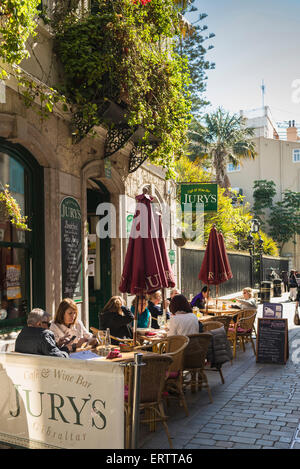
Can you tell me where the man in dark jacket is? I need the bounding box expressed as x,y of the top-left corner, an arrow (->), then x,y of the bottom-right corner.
15,309 -> 69,358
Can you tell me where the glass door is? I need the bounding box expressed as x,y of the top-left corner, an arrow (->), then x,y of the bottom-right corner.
87,187 -> 111,328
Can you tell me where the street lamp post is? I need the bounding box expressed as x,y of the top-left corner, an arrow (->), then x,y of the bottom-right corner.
247,232 -> 254,289
247,219 -> 264,290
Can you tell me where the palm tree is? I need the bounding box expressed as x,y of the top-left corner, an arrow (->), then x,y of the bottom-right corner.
189,108 -> 257,190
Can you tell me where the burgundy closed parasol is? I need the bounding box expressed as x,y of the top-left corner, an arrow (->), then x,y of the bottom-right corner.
198,225 -> 233,309
218,230 -> 233,282
119,191 -> 175,343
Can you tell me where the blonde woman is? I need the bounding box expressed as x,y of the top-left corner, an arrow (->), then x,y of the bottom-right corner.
99,296 -> 134,344
50,298 -> 97,351
237,288 -> 257,310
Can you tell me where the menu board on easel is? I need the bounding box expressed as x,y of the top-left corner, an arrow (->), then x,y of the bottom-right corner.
61,197 -> 82,302
256,318 -> 288,365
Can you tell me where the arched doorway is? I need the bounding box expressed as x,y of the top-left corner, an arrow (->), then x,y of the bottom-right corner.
0,139 -> 45,331
87,179 -> 112,328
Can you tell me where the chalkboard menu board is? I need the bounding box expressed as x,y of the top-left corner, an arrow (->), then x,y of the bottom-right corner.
256,318 -> 288,365
61,197 -> 82,302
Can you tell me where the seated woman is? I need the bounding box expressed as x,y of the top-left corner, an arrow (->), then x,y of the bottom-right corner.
191,286 -> 209,309
131,296 -> 151,329
99,296 -> 134,344
167,294 -> 199,336
50,298 -> 97,351
148,291 -> 170,329
236,288 -> 257,310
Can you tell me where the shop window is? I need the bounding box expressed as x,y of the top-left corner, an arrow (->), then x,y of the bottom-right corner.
0,150 -> 29,329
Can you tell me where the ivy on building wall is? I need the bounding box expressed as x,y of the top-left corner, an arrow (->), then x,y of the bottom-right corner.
53,0 -> 192,177
0,0 -> 193,177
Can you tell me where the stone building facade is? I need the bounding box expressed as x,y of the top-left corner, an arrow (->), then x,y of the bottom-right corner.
0,16 -> 179,334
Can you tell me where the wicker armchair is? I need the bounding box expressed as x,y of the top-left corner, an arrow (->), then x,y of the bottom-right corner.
153,335 -> 190,416
183,333 -> 213,402
208,316 -> 233,334
202,320 -> 224,332
227,310 -> 257,358
124,354 -> 173,449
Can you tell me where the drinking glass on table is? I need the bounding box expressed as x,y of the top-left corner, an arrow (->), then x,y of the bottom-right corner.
157,315 -> 164,328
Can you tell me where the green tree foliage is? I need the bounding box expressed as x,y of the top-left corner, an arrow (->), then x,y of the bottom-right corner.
174,156 -> 278,255
252,180 -> 300,254
0,0 -> 40,73
252,179 -> 276,224
175,0 -> 215,119
193,108 -> 257,190
268,190 -> 300,253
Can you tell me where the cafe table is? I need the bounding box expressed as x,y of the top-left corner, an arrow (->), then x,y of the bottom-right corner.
199,307 -> 241,316
198,314 -> 219,323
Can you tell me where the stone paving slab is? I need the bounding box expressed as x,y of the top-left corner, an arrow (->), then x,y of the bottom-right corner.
140,294 -> 300,450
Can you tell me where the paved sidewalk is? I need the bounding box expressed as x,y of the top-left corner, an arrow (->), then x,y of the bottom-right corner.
140,293 -> 300,449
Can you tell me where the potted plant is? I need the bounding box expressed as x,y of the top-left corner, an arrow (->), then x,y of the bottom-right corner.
0,185 -> 30,231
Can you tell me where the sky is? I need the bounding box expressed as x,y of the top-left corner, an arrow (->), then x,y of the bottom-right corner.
186,0 -> 300,126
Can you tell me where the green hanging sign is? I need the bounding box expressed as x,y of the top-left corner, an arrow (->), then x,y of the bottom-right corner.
180,183 -> 218,212
168,249 -> 176,265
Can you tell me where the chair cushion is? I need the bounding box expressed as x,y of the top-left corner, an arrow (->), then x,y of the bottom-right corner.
166,371 -> 179,379
237,327 -> 252,334
228,326 -> 252,334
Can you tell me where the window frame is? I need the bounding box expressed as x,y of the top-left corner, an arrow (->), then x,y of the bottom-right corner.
292,148 -> 300,163
0,139 -> 45,332
227,162 -> 241,173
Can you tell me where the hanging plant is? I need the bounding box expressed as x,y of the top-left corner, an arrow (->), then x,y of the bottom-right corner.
0,185 -> 30,231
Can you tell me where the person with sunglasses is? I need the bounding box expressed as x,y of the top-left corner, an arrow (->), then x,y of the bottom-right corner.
15,308 -> 70,358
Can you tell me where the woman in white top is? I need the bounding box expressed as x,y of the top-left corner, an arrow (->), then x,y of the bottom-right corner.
50,298 -> 97,351
167,294 -> 199,337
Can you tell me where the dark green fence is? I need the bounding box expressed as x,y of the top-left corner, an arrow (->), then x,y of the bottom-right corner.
181,248 -> 289,298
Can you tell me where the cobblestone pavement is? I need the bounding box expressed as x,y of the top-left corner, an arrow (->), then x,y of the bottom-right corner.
140,293 -> 300,449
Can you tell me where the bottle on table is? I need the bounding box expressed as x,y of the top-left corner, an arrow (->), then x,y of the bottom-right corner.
104,328 -> 111,355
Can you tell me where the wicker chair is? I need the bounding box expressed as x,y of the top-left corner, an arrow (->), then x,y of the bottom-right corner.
153,335 -> 190,416
124,354 -> 173,449
208,316 -> 233,334
202,320 -> 224,332
227,310 -> 257,358
183,333 -> 213,402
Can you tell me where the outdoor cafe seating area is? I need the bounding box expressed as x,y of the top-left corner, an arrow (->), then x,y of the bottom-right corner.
92,194 -> 258,449
78,302 -> 258,449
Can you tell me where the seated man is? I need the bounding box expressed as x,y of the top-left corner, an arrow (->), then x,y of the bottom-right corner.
15,308 -> 70,358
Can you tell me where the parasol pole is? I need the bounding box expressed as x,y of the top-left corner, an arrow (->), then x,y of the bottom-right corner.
162,288 -> 166,325
206,285 -> 209,314
216,285 -> 219,308
133,295 -> 139,346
